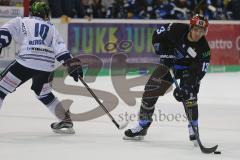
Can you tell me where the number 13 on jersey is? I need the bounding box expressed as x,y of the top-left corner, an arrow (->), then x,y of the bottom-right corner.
202,62 -> 209,72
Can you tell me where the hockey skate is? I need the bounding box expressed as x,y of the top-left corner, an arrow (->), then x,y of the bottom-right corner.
123,120 -> 151,141
188,123 -> 199,147
51,111 -> 75,134
51,121 -> 75,134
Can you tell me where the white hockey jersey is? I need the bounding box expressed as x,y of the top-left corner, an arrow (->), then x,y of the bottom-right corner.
1,16 -> 69,72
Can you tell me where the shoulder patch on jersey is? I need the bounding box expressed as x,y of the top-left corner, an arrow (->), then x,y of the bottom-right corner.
202,51 -> 211,58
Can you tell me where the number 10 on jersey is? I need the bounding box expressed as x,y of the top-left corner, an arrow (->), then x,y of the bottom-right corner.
34,23 -> 49,41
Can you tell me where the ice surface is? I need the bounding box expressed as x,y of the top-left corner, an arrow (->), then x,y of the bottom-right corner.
0,72 -> 239,160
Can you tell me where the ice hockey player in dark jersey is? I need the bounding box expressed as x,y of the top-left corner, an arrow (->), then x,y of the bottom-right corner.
0,1 -> 83,134
124,14 -> 210,146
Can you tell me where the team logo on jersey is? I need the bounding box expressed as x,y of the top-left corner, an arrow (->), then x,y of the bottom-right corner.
202,51 -> 211,58
197,20 -> 205,27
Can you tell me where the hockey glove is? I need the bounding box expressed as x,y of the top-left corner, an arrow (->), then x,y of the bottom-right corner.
64,57 -> 83,82
0,29 -> 12,54
173,85 -> 196,102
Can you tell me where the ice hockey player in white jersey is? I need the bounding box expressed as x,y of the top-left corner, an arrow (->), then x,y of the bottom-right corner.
0,1 -> 83,134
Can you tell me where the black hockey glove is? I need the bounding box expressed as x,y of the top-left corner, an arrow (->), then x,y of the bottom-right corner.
0,29 -> 12,55
173,85 -> 196,102
64,57 -> 83,82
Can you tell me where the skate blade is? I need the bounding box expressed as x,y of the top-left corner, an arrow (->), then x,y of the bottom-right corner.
52,128 -> 75,134
123,135 -> 144,141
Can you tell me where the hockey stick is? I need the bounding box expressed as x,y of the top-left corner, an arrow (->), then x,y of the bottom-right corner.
169,68 -> 218,154
78,76 -> 128,130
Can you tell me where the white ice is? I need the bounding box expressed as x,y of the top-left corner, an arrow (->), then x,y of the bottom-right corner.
0,72 -> 239,160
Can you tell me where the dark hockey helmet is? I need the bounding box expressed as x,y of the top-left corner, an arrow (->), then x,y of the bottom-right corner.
31,1 -> 50,20
190,14 -> 208,31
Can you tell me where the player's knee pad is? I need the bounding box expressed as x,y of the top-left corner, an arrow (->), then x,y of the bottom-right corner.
0,71 -> 22,98
143,66 -> 172,99
37,92 -> 55,105
0,29 -> 12,48
143,79 -> 171,99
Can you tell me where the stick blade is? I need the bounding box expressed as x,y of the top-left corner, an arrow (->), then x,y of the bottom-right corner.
200,144 -> 218,154
117,120 -> 129,130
